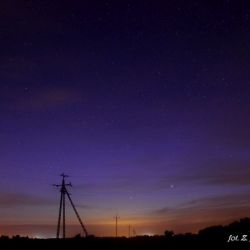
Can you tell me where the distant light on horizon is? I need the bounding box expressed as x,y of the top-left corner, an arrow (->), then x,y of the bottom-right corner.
142,232 -> 154,237
33,234 -> 46,239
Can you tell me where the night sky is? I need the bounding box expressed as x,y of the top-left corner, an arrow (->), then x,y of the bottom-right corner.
1,0 -> 250,238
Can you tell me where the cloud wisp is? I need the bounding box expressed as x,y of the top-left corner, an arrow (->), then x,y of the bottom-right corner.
0,192 -> 54,208
3,87 -> 83,111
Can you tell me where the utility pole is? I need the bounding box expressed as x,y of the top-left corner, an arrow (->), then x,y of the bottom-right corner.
114,214 -> 120,237
54,174 -> 88,239
128,224 -> 131,238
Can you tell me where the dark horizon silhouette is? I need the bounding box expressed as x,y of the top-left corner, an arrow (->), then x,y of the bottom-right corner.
1,218 -> 250,249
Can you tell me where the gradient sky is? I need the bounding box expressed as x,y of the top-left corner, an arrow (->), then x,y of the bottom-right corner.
1,0 -> 250,238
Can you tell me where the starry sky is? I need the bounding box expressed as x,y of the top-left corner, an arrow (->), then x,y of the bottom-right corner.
1,0 -> 250,238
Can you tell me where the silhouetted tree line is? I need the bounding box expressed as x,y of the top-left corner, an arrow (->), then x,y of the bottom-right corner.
163,217 -> 250,241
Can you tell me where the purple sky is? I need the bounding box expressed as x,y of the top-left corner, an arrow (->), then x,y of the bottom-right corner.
0,0 -> 250,237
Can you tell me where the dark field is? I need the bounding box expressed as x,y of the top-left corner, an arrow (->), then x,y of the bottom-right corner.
0,236 -> 248,250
